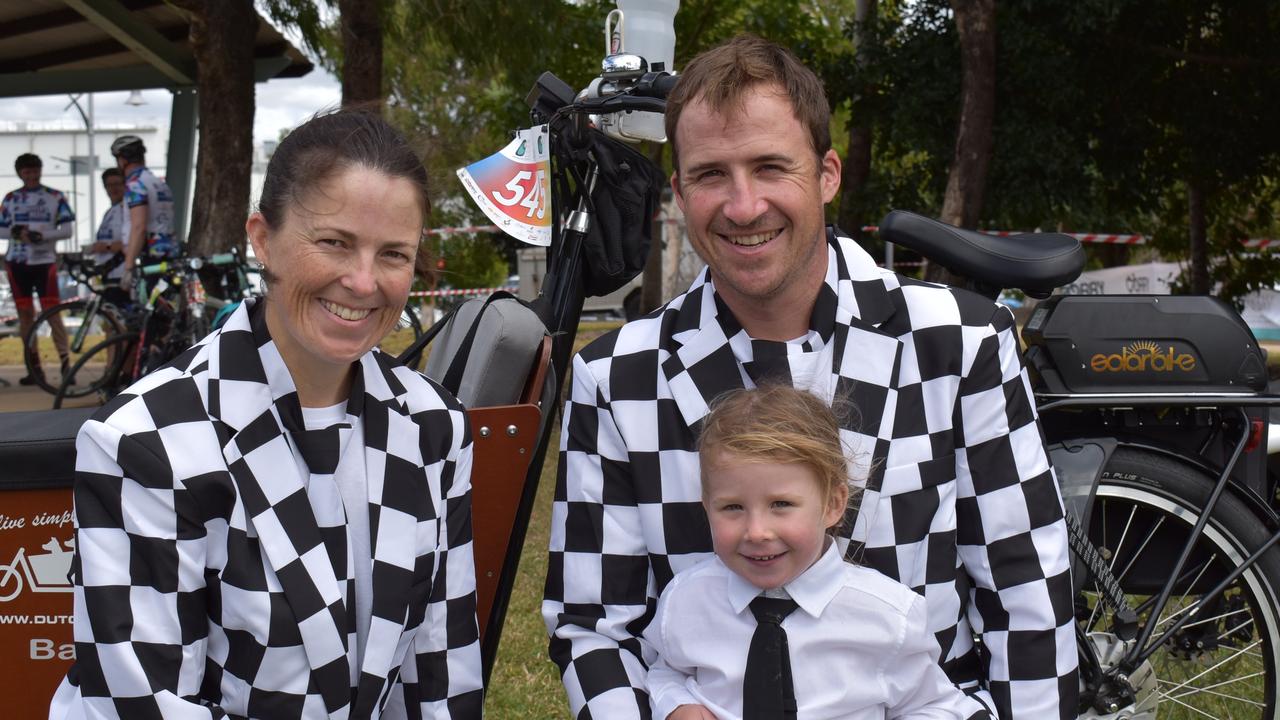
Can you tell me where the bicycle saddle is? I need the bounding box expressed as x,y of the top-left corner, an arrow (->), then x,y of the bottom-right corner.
878,210 -> 1085,298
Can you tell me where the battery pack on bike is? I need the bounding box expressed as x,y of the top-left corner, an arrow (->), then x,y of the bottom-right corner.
1023,295 -> 1268,394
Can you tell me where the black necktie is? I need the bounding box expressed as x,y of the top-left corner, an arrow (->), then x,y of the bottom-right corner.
744,596 -> 800,720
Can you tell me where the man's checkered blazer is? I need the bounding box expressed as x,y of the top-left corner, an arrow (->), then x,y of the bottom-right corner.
52,299 -> 483,719
543,228 -> 1077,719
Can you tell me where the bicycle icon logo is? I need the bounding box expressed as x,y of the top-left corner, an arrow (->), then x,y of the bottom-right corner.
0,537 -> 74,603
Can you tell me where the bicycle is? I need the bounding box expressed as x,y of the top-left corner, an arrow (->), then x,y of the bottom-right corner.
22,253 -> 129,397
879,210 -> 1280,719
51,253 -> 246,409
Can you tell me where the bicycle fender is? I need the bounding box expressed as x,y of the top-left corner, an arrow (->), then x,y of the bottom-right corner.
1050,437 -> 1118,530
1050,438 -> 1117,596
1103,438 -> 1280,527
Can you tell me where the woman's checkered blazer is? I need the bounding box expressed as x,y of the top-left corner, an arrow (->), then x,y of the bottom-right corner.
51,299 -> 483,719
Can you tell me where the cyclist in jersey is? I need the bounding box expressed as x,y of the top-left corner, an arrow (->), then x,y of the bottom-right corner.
88,167 -> 130,307
110,135 -> 177,290
0,153 -> 75,385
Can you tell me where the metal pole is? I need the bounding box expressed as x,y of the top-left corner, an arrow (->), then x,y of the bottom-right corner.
86,93 -> 95,248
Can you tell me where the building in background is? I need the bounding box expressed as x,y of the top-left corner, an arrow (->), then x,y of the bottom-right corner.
0,121 -> 165,253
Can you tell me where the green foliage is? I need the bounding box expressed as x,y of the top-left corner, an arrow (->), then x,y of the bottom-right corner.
832,0 -> 1280,302
268,0 -> 1280,302
430,234 -> 511,290
261,0 -> 333,63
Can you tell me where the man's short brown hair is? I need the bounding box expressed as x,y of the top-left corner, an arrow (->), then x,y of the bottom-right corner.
665,34 -> 831,169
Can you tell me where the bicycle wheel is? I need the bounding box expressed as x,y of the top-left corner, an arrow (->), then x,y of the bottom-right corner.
24,299 -> 126,396
53,332 -> 137,409
1077,447 -> 1280,719
379,303 -> 425,369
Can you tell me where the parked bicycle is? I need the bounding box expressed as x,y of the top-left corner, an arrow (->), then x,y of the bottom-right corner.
21,253 -> 129,397
879,210 -> 1280,719
51,252 -> 251,409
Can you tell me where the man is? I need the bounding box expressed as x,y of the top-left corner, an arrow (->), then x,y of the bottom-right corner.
543,35 -> 1077,720
0,153 -> 74,384
110,135 -> 177,290
87,167 -> 130,307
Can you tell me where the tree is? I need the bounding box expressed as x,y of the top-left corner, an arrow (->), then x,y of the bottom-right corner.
938,0 -> 994,231
170,0 -> 258,257
1075,0 -> 1280,297
338,0 -> 384,107
836,0 -> 879,239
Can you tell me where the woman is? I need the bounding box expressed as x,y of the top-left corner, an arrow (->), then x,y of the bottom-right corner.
49,110 -> 483,719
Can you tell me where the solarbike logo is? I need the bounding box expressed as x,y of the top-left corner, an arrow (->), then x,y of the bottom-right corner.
1089,340 -> 1198,373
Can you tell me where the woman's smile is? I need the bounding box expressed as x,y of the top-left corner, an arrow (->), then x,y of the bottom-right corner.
319,298 -> 374,322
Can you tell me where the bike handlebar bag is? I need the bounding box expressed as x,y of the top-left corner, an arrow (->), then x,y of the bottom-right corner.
574,129 -> 665,298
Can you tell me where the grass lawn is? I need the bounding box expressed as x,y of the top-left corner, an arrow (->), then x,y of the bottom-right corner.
483,321 -> 620,717
483,426 -> 570,718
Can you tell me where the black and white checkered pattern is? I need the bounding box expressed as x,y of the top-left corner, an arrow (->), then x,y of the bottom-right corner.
543,228 -> 1077,720
55,299 -> 483,719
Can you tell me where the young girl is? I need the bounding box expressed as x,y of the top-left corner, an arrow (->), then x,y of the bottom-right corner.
644,385 -> 987,720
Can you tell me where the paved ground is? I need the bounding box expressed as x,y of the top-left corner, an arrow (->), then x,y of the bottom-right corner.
0,363 -> 101,413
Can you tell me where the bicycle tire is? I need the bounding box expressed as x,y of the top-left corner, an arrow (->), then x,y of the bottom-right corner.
1077,447 -> 1280,719
24,299 -> 126,396
380,303 -> 425,369
52,332 -> 137,410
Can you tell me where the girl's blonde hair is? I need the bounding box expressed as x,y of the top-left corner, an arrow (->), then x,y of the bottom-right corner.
698,385 -> 858,527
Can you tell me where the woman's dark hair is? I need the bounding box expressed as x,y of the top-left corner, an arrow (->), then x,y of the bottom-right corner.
257,109 -> 430,229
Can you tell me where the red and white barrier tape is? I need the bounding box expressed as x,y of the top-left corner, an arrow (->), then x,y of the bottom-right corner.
1243,238 -> 1280,249
409,285 -> 517,299
859,226 -> 1146,244
423,225 -> 500,236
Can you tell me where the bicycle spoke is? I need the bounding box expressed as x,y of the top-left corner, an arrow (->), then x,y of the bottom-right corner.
1151,555 -> 1218,632
1158,688 -> 1244,719
1178,611 -> 1253,636
1164,672 -> 1266,704
1116,515 -> 1167,584
1109,503 -> 1139,576
1157,638 -> 1262,699
1087,585 -> 1105,632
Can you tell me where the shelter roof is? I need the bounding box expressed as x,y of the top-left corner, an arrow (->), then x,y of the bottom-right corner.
0,0 -> 313,98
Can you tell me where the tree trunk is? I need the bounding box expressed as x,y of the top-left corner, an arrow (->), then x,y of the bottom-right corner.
837,0 -> 877,239
339,0 -> 384,108
174,0 -> 257,256
1188,182 -> 1211,294
641,142 -> 666,314
929,0 -> 996,285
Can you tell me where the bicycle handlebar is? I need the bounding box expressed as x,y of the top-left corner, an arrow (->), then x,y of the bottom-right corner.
139,251 -> 242,277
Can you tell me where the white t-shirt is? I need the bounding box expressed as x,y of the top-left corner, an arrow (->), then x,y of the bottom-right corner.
644,543 -> 983,720
91,203 -> 126,280
301,402 -> 373,668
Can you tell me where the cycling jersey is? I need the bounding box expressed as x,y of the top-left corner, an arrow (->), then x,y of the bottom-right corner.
120,166 -> 177,259
0,184 -> 75,265
92,202 -> 127,280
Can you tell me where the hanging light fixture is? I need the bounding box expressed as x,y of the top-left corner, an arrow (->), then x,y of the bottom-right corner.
125,90 -> 146,106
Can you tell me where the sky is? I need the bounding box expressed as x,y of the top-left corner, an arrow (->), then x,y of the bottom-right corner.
4,3 -> 342,147
3,69 -> 342,147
